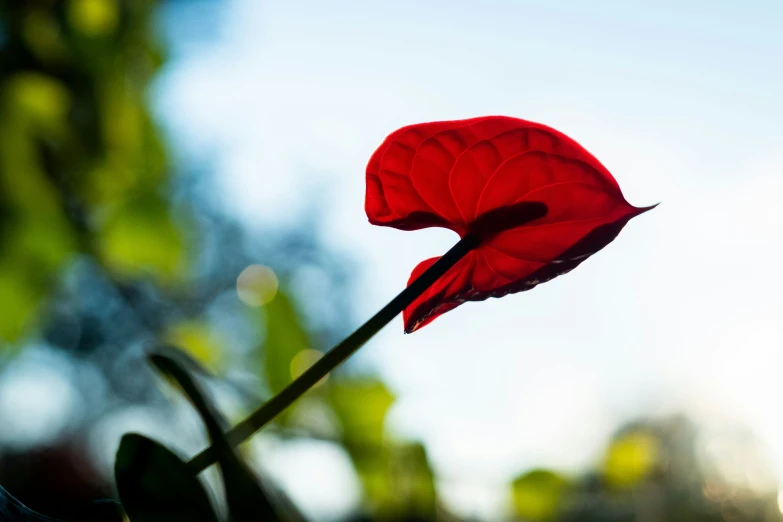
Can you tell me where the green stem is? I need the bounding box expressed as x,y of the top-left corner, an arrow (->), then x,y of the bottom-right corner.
186,234 -> 478,474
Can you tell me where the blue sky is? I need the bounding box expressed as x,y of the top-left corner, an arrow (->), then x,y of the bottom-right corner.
156,1 -> 783,518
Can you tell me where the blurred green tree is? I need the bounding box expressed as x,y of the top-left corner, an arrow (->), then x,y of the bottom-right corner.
0,2 -> 445,520
0,0 -> 182,343
514,416 -> 781,522
0,0 -> 359,517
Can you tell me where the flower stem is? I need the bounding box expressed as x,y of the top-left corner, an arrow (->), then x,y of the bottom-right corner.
186,234 -> 478,474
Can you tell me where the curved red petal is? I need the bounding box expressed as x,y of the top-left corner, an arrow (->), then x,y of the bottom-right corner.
365,116 -> 655,332
403,254 -> 476,333
402,205 -> 653,333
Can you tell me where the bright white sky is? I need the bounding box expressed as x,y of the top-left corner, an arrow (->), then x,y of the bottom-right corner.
155,1 -> 783,519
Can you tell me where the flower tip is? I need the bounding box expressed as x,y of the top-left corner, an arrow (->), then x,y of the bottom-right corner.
633,202 -> 659,216
403,319 -> 423,334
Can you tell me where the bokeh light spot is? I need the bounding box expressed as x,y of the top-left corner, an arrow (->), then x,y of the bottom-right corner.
511,469 -> 569,522
602,431 -> 659,488
67,0 -> 119,37
237,264 -> 278,307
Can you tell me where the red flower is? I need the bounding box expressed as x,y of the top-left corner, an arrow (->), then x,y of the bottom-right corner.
366,116 -> 654,333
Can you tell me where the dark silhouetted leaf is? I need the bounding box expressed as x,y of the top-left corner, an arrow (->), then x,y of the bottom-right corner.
67,499 -> 125,522
150,348 -> 306,522
114,434 -> 219,522
0,484 -> 62,522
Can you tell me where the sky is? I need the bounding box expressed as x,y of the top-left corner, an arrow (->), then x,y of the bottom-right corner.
155,0 -> 783,518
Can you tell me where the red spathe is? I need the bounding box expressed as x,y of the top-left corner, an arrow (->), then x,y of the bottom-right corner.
365,116 -> 654,333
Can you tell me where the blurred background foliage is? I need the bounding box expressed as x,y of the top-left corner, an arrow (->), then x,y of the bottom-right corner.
0,1 -> 781,521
